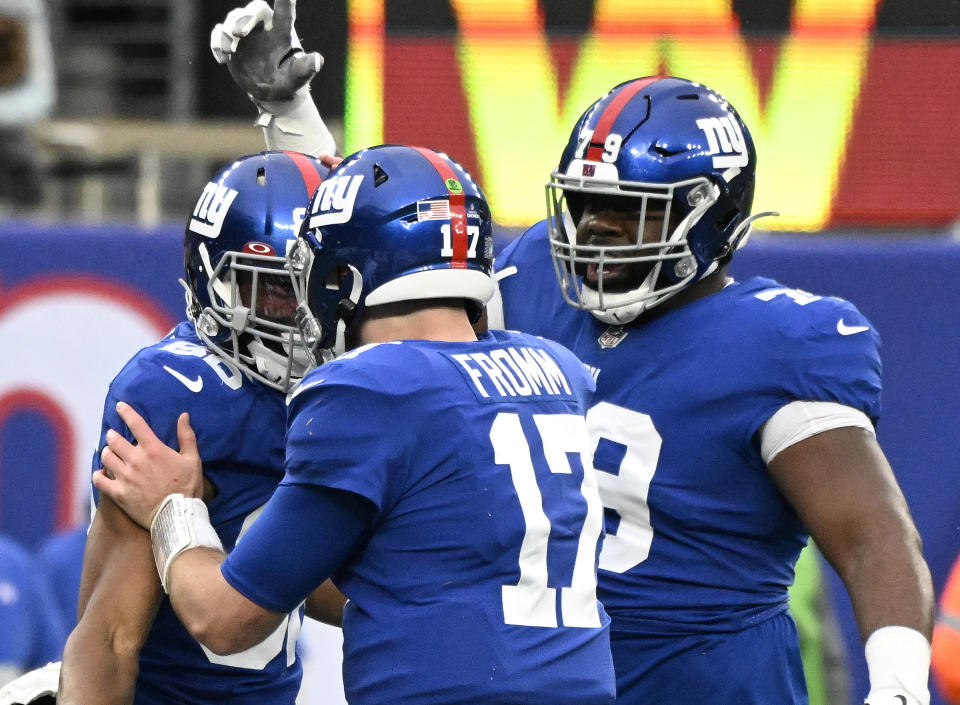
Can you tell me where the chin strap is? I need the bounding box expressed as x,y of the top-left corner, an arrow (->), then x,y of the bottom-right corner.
247,338 -> 311,388
728,210 -> 779,253
332,265 -> 364,359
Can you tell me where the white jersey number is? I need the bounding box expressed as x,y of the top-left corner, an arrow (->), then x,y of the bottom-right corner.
491,412 -> 604,628
161,339 -> 243,390
587,402 -> 662,574
201,505 -> 302,670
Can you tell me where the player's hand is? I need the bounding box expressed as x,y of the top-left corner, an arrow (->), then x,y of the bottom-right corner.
864,688 -> 925,705
210,0 -> 323,103
93,403 -> 204,530
319,154 -> 343,169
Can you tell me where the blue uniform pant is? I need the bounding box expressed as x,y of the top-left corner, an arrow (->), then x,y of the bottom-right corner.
610,611 -> 808,705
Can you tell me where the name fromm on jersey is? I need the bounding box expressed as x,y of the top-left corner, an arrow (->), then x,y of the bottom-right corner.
451,347 -> 573,400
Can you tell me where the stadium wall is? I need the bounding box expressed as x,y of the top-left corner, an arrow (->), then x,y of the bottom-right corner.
0,222 -> 957,705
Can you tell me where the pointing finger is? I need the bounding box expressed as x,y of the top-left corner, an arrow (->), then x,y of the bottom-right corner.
272,0 -> 296,37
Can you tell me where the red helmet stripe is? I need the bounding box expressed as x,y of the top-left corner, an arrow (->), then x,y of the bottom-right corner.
413,147 -> 468,269
585,77 -> 661,163
282,150 -> 324,197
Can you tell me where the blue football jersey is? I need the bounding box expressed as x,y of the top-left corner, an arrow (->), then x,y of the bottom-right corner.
498,222 -> 882,702
281,329 -> 615,705
36,525 -> 87,630
93,321 -> 301,705
0,534 -> 66,675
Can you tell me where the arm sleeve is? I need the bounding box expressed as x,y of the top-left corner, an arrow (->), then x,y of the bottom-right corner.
220,483 -> 374,613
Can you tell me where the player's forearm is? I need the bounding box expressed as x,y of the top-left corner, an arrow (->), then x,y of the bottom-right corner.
304,579 -> 346,627
841,534 -> 935,641
167,546 -> 285,655
59,622 -> 140,705
816,521 -> 935,705
256,89 -> 337,156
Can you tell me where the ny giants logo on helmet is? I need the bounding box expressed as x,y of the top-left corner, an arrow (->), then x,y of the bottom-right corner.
696,116 -> 749,169
308,174 -> 365,228
189,182 -> 238,239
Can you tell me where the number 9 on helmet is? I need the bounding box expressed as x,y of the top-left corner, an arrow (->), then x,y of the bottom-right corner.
547,76 -> 775,325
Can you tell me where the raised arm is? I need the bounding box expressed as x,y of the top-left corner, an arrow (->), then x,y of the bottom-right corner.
768,426 -> 935,705
211,0 -> 337,156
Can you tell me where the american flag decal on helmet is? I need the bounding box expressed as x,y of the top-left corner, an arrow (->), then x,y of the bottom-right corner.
412,147 -> 469,268
417,199 -> 451,221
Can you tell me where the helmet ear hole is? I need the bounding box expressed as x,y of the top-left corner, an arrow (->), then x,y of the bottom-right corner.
183,150 -> 330,392
296,145 -> 495,357
715,208 -> 739,235
547,76 -> 758,323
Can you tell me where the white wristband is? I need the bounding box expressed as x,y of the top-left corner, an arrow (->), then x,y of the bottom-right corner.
253,87 -> 337,158
150,494 -> 223,593
864,626 -> 931,705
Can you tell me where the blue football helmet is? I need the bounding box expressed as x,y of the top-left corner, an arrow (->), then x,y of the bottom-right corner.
288,144 -> 495,362
183,151 -> 327,391
547,76 -> 774,324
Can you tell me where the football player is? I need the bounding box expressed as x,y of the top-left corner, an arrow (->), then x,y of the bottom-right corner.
92,145 -> 616,705
495,76 -> 935,705
207,8 -> 935,703
35,525 -> 87,634
58,151 -> 345,705
0,535 -> 64,690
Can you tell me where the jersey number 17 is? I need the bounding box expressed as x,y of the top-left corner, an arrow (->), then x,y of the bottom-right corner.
491,412 -> 604,629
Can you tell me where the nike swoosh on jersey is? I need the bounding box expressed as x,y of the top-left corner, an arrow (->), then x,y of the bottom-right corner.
163,366 -> 203,392
836,319 -> 870,335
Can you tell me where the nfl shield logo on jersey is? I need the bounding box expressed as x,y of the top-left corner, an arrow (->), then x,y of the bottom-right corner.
598,325 -> 628,348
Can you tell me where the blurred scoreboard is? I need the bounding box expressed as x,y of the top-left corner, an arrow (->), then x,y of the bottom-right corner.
340,0 -> 960,231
